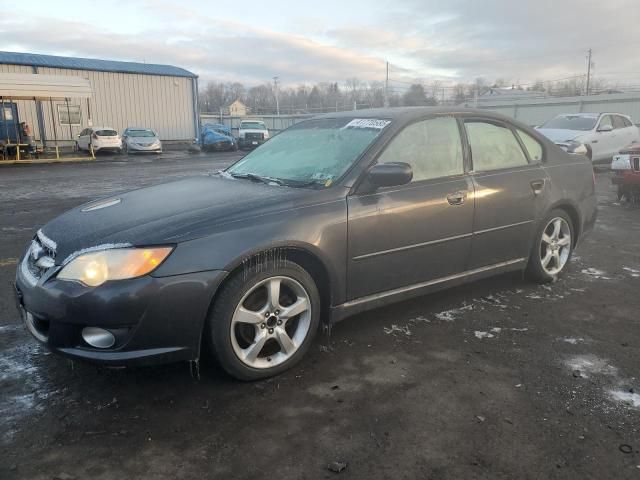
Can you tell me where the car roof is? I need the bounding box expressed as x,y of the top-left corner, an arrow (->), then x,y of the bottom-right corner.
125,127 -> 155,130
91,127 -> 117,130
313,106 -> 516,123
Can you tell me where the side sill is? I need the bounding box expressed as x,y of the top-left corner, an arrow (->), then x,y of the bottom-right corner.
330,258 -> 526,323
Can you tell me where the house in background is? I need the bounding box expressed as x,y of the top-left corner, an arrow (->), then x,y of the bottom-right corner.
226,99 -> 247,116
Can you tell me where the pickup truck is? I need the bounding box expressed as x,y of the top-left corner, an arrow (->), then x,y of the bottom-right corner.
238,120 -> 269,150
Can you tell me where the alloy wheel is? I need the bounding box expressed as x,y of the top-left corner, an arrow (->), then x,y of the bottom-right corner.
230,276 -> 311,369
540,217 -> 571,276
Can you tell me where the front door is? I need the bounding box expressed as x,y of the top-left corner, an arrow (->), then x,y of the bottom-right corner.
594,115 -> 617,161
463,118 -> 549,269
347,116 -> 474,300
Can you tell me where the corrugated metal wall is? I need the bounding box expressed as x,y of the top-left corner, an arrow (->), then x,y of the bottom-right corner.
476,93 -> 640,126
0,63 -> 196,143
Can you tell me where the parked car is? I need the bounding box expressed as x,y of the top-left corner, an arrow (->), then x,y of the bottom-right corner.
15,108 -> 597,380
537,113 -> 640,165
201,123 -> 237,151
611,142 -> 640,202
238,120 -> 269,149
122,128 -> 162,154
76,127 -> 122,154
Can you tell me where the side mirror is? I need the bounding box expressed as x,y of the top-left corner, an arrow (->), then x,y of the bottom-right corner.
365,162 -> 413,189
598,124 -> 613,133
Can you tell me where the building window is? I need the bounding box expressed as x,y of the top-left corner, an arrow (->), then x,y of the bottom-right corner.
57,104 -> 82,126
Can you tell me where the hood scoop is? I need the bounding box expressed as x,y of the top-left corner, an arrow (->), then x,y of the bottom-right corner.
82,197 -> 121,212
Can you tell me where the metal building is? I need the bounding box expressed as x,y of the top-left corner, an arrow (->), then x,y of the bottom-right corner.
0,51 -> 199,145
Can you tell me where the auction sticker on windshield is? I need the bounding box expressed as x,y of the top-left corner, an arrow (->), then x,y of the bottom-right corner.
342,119 -> 391,130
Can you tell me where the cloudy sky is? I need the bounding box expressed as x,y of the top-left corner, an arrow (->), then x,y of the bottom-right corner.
1,0 -> 638,88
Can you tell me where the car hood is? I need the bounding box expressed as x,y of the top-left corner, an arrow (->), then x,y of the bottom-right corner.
202,130 -> 233,144
40,175 -> 316,263
128,137 -> 158,144
536,128 -> 585,143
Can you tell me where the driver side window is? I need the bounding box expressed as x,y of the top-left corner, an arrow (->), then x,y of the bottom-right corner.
599,115 -> 613,130
377,117 -> 464,182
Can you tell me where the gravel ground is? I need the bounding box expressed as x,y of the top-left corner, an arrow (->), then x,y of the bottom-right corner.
0,154 -> 639,479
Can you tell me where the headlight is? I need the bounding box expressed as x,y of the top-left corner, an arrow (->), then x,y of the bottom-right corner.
58,247 -> 173,287
564,140 -> 589,155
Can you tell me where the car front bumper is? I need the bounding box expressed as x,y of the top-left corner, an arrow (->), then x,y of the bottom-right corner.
127,142 -> 162,152
14,262 -> 227,367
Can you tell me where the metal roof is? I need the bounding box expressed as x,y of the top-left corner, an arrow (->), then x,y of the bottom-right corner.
0,51 -> 197,78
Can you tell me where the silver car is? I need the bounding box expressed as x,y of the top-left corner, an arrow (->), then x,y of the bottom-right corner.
122,128 -> 162,154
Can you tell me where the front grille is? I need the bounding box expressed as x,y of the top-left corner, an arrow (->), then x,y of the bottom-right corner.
21,230 -> 56,286
245,132 -> 264,141
633,157 -> 640,172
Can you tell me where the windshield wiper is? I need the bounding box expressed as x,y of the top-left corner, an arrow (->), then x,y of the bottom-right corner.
228,172 -> 284,186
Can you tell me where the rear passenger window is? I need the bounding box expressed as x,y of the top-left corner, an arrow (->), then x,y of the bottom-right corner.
378,117 -> 464,182
613,116 -> 627,129
465,121 -> 528,171
516,129 -> 543,162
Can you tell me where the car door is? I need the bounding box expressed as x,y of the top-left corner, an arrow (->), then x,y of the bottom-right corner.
78,129 -> 91,150
613,115 -> 635,149
594,115 -> 617,160
346,115 -> 475,300
463,118 -> 549,269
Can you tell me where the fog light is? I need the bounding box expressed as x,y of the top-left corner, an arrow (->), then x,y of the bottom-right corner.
82,327 -> 115,349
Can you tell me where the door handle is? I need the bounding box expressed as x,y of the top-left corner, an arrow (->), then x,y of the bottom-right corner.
447,191 -> 467,205
530,179 -> 545,195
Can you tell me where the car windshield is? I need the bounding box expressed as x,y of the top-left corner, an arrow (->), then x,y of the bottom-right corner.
227,117 -> 390,186
128,129 -> 155,137
540,115 -> 598,131
241,122 -> 266,130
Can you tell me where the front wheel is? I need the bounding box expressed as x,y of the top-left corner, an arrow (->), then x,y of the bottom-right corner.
526,210 -> 574,283
207,260 -> 321,380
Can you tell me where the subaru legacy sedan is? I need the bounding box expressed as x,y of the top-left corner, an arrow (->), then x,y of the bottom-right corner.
15,108 -> 597,380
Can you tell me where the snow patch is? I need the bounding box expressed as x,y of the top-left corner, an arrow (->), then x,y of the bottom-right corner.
61,242 -> 133,265
609,390 -> 640,408
581,268 -> 612,280
434,304 -> 473,322
560,337 -> 584,345
383,324 -> 412,336
474,331 -> 494,339
623,267 -> 640,278
565,355 -> 618,378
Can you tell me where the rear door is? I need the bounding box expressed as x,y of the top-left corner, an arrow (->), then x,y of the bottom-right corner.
463,118 -> 549,269
613,115 -> 636,149
347,115 -> 475,299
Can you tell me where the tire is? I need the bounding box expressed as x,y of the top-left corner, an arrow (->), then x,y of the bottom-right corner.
207,259 -> 321,381
526,209 -> 574,283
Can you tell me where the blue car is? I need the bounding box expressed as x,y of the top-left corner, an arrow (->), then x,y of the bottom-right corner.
201,123 -> 238,152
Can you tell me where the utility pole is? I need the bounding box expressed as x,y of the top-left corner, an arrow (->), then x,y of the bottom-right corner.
585,48 -> 592,96
384,61 -> 389,108
273,76 -> 280,115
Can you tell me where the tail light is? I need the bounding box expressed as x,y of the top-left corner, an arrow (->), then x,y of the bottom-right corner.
92,133 -> 98,139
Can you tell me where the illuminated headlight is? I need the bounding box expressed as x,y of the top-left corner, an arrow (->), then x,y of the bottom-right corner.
58,247 -> 173,287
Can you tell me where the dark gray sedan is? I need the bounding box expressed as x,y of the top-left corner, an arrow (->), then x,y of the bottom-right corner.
15,108 -> 597,380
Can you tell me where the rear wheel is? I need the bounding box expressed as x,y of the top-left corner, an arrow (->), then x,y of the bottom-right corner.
207,260 -> 321,380
526,209 -> 574,283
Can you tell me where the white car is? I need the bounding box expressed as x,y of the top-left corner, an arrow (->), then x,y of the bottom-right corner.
537,113 -> 640,164
76,127 -> 122,154
238,120 -> 269,149
122,127 -> 162,154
